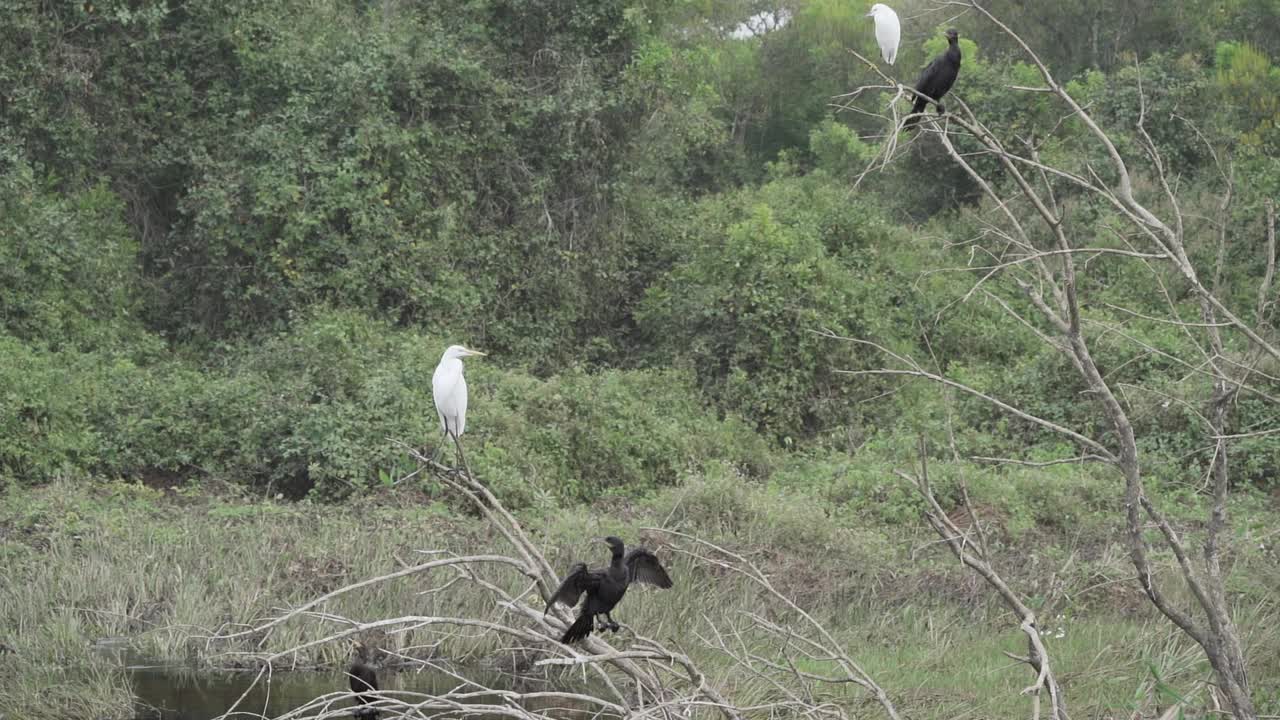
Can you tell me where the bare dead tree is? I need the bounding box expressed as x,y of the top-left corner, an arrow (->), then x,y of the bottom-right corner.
206,447 -> 903,720
833,2 -> 1276,717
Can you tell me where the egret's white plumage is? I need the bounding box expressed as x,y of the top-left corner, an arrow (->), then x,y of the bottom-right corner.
866,3 -> 900,65
432,344 -> 486,439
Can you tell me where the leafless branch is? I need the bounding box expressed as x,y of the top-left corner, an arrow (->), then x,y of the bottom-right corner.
823,331 -> 1114,460
1261,199 -> 1277,324
833,3 -> 1267,715
896,437 -> 1068,720
208,441 -> 905,720
970,454 -> 1108,468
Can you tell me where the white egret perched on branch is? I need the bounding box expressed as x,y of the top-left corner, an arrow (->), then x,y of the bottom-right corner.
432,344 -> 486,467
866,3 -> 900,65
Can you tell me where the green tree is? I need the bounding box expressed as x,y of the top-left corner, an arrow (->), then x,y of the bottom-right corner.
637,173 -> 904,440
0,152 -> 145,352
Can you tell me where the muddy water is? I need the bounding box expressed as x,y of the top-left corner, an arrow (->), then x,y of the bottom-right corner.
126,664 -> 542,720
129,666 -> 344,719
98,637 -> 593,720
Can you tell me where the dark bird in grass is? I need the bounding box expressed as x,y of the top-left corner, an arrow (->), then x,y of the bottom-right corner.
347,640 -> 380,720
546,536 -> 673,645
905,28 -> 962,129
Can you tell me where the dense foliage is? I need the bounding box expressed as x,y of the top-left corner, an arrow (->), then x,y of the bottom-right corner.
2,0 -> 1279,501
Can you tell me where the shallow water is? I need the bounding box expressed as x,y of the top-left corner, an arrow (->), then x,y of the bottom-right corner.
126,664 -> 527,720
98,636 -> 593,720
129,666 -> 350,719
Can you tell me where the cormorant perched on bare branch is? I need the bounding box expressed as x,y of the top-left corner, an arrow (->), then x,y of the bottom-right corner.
546,536 -> 673,644
348,640 -> 380,719
905,28 -> 962,129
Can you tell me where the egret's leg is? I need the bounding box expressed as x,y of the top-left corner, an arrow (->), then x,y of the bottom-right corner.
430,429 -> 449,463
450,431 -> 466,475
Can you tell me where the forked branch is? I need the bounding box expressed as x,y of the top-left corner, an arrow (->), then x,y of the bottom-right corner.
836,3 -> 1265,716
895,437 -> 1068,720
208,444 -> 902,720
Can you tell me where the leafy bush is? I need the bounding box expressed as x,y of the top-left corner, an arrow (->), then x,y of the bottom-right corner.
637,172 -> 911,441
0,154 -> 146,352
1,307 -> 774,503
0,337 -> 104,482
469,365 -> 772,505
4,0 -> 1279,509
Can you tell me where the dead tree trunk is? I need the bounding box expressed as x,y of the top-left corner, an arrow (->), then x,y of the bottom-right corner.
837,2 -> 1272,715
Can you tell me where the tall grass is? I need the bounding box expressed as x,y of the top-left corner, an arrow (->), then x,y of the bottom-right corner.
2,473 -> 1277,719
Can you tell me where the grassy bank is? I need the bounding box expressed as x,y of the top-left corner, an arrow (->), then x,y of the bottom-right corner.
2,470 -> 1279,719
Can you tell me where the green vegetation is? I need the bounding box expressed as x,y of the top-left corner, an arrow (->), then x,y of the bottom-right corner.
4,477 -> 1278,718
3,0 -> 1280,717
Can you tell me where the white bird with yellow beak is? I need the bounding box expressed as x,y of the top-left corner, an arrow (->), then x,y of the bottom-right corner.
432,344 -> 486,444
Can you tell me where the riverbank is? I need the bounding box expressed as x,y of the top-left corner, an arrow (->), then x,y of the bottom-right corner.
3,472 -> 1278,719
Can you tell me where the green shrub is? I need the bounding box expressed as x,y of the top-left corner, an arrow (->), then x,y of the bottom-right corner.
1,306 -> 777,502
0,155 -> 146,352
637,174 -> 907,441
0,338 -> 104,482
469,366 -> 772,505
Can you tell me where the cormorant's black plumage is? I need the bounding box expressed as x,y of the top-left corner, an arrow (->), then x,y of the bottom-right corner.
905,28 -> 962,129
348,641 -> 380,720
546,536 -> 673,645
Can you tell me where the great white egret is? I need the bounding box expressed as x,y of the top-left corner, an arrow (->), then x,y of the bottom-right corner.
432,344 -> 486,463
866,4 -> 900,65
905,28 -> 962,129
546,536 -> 673,644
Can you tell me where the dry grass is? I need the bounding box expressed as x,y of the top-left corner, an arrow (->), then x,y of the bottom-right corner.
2,473 -> 1278,719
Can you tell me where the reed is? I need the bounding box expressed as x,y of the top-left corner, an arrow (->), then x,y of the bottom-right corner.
2,473 -> 1277,719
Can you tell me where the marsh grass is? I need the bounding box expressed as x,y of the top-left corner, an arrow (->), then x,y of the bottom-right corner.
2,472 -> 1277,719
0,661 -> 133,720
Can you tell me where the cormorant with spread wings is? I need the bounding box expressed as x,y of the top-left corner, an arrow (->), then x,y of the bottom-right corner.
546,536 -> 673,644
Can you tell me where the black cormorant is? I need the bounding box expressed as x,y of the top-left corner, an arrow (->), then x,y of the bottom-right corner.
348,640 -> 380,720
546,536 -> 673,644
905,28 -> 962,129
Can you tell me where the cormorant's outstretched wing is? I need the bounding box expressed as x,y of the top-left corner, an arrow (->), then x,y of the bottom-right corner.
625,548 -> 673,588
546,562 -> 596,612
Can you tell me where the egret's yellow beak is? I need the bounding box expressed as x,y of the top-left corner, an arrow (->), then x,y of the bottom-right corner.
466,348 -> 487,357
